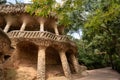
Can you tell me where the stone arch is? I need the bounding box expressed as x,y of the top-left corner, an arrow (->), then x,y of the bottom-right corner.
5,41 -> 39,80
45,46 -> 64,78
16,41 -> 38,68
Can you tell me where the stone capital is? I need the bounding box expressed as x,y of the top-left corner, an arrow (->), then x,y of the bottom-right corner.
38,45 -> 47,50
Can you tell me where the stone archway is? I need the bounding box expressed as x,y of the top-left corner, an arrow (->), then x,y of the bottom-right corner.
14,41 -> 39,80
45,46 -> 64,78
16,41 -> 38,67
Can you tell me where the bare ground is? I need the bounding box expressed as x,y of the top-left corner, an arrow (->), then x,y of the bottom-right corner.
48,67 -> 120,80
76,67 -> 120,80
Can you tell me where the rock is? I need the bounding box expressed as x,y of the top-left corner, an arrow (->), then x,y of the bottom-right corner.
81,71 -> 89,77
15,66 -> 37,80
80,65 -> 87,71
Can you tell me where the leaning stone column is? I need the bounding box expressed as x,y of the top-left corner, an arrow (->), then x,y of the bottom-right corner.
20,21 -> 27,31
54,25 -> 59,35
37,17 -> 46,31
53,22 -> 59,35
40,21 -> 44,31
51,20 -> 59,35
70,54 -> 79,73
37,47 -> 46,80
4,22 -> 11,33
59,51 -> 72,79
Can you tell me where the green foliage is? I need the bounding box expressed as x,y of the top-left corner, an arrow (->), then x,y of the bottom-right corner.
78,0 -> 120,70
75,39 -> 109,69
114,58 -> 120,73
26,0 -> 56,17
79,53 -> 108,69
26,0 -> 84,27
56,0 -> 84,26
64,0 -> 120,70
85,1 -> 120,28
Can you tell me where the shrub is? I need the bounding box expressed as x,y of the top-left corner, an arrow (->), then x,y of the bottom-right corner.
114,57 -> 120,73
75,39 -> 109,69
78,53 -> 109,69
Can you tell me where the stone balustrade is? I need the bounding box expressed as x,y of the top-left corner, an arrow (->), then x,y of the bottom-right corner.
7,30 -> 70,42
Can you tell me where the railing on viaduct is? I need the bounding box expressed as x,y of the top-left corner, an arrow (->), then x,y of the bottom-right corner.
7,30 -> 70,42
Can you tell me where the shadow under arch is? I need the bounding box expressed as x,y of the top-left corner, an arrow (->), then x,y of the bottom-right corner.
45,46 -> 64,78
16,41 -> 38,68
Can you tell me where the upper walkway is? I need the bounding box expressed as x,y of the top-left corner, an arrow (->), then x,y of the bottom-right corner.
7,30 -> 70,42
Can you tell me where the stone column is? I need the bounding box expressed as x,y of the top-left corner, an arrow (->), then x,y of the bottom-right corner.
20,21 -> 27,31
40,21 -> 44,31
59,51 -> 72,79
38,17 -> 46,31
54,23 -> 59,35
4,22 -> 11,33
37,47 -> 46,80
70,54 -> 79,73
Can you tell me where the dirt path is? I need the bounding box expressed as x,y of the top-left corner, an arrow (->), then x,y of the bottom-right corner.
48,67 -> 120,80
76,67 -> 120,80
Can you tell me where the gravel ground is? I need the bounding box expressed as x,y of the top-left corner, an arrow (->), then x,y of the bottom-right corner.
48,67 -> 120,80
76,67 -> 120,80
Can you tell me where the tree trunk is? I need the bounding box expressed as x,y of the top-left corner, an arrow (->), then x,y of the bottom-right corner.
108,54 -> 114,69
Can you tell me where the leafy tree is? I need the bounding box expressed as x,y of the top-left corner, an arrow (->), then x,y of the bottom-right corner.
66,0 -> 120,70
26,0 -> 56,17
26,0 -> 84,27
83,0 -> 120,69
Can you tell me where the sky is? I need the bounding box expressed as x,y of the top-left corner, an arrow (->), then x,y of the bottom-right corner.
7,0 -> 31,3
7,0 -> 62,4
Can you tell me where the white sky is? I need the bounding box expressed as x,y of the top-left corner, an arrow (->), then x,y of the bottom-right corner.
24,0 -> 31,3
7,0 -> 62,3
56,0 -> 61,3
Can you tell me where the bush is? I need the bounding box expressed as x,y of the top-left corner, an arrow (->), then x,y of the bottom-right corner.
75,39 -> 109,70
78,53 -> 109,70
114,57 -> 120,73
